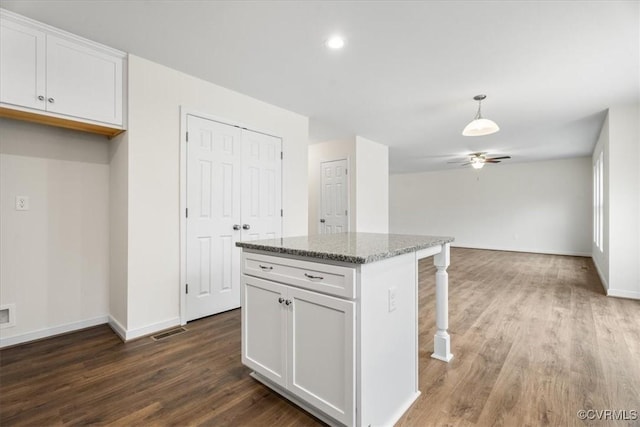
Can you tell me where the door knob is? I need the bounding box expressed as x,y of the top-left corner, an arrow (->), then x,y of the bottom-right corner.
233,224 -> 240,230
242,224 -> 250,230
320,219 -> 326,223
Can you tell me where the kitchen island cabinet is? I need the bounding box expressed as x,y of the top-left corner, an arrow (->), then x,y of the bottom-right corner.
237,232 -> 454,427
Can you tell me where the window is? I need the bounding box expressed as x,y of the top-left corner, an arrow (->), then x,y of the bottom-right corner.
593,152 -> 604,251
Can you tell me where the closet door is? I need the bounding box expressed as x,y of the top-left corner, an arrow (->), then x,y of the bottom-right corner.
240,129 -> 282,241
186,115 -> 242,321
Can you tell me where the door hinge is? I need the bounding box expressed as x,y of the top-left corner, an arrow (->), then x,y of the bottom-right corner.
345,168 -> 348,175
281,209 -> 283,217
186,131 -> 189,142
186,284 -> 189,294
186,208 -> 188,218
345,210 -> 348,215
280,151 -> 283,160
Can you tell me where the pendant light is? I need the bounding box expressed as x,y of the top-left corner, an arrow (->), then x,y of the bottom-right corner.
462,94 -> 500,136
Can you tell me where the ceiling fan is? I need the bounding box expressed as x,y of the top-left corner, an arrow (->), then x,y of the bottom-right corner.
448,152 -> 511,169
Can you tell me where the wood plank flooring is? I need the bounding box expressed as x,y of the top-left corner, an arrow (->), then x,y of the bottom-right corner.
1,248 -> 639,426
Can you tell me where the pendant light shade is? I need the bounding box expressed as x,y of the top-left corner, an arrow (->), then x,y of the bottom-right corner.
462,94 -> 500,136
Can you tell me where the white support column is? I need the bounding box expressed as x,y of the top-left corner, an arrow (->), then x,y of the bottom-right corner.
432,243 -> 453,362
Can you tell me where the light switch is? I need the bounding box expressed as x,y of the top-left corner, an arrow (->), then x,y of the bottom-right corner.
15,196 -> 29,211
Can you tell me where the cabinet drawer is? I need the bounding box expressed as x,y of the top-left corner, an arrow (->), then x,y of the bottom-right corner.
242,252 -> 355,299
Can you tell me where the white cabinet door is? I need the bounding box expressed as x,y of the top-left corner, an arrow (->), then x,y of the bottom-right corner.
240,129 -> 282,241
186,115 -> 243,321
46,34 -> 123,125
0,17 -> 46,110
287,286 -> 355,426
242,276 -> 287,387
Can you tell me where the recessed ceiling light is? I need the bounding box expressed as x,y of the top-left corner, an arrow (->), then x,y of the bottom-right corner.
326,35 -> 345,50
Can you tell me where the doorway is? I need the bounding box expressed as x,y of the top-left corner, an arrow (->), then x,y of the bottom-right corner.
319,159 -> 349,234
181,111 -> 282,322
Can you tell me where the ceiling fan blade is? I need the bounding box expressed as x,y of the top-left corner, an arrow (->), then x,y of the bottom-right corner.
487,156 -> 511,160
485,160 -> 501,163
447,160 -> 467,163
460,162 -> 471,166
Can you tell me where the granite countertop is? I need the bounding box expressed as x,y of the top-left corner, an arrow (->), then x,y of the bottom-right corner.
235,232 -> 454,264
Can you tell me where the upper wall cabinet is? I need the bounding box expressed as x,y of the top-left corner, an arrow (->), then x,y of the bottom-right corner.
0,9 -> 126,137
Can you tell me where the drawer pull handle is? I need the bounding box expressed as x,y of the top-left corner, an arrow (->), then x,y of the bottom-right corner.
259,265 -> 273,271
278,297 -> 284,304
304,273 -> 324,281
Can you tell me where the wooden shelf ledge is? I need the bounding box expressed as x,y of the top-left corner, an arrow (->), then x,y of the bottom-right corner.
0,106 -> 125,138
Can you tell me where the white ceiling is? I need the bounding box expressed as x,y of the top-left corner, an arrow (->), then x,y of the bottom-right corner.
2,1 -> 638,173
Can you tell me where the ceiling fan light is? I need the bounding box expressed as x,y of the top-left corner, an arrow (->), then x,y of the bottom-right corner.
471,161 -> 485,169
462,118 -> 500,136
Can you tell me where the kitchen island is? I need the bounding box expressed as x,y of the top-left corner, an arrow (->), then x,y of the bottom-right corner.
236,233 -> 454,427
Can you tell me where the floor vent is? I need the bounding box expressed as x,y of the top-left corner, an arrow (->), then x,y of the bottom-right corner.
151,327 -> 187,341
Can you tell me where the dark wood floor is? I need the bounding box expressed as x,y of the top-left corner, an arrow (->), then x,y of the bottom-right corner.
1,248 -> 639,426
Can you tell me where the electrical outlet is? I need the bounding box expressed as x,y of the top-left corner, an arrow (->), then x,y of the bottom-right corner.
15,196 -> 29,211
388,287 -> 397,312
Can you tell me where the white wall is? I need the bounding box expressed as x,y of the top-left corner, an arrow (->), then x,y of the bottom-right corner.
122,55 -> 309,337
308,138 -> 356,234
0,119 -> 110,347
592,115 -> 610,289
390,157 -> 592,256
605,104 -> 640,299
355,136 -> 389,233
308,136 -> 389,234
108,132 -> 128,336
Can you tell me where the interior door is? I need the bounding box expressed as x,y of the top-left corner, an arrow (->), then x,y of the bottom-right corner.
241,129 -> 282,241
186,115 -> 242,321
320,159 -> 349,234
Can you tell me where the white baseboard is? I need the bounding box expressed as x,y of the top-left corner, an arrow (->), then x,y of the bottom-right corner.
108,316 -> 127,342
607,288 -> 640,300
592,256 -> 609,294
123,317 -> 181,341
451,243 -> 591,257
0,316 -> 109,349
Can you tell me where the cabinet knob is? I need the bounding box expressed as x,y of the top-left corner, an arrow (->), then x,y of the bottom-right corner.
320,219 -> 325,223
37,95 -> 45,101
48,97 -> 55,103
278,297 -> 284,304
242,224 -> 250,230
285,299 -> 292,306
233,224 -> 240,230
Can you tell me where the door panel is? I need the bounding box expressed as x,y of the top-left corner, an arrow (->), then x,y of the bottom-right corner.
0,18 -> 46,110
46,35 -> 122,124
320,159 -> 349,234
242,276 -> 287,387
186,115 -> 242,321
287,286 -> 355,426
241,129 -> 282,241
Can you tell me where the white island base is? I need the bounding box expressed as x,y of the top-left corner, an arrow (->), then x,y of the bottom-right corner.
238,234 -> 452,427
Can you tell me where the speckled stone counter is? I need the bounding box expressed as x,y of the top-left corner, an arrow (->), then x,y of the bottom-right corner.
235,232 -> 454,264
